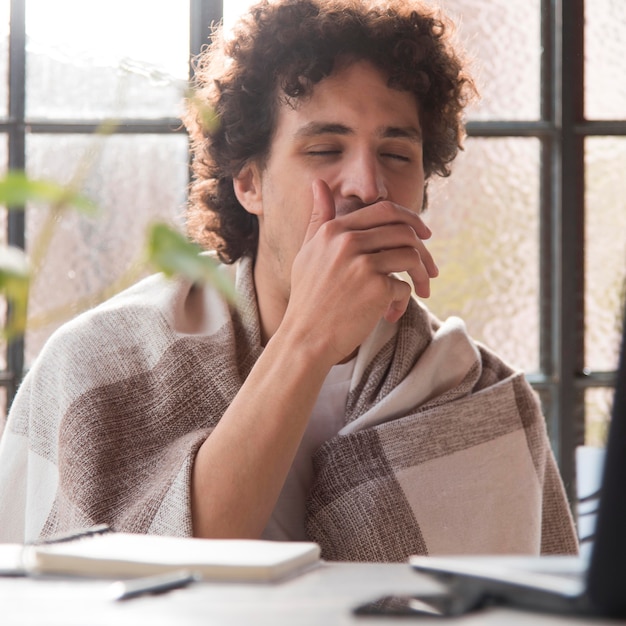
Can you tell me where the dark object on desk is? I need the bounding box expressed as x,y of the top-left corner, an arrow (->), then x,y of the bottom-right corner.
0,526 -> 113,576
357,309 -> 626,620
354,590 -> 486,617
108,570 -> 198,601
31,524 -> 112,545
357,557 -> 587,618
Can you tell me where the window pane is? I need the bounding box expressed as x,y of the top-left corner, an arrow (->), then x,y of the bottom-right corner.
223,0 -> 256,29
585,137 -> 626,371
439,0 -> 541,121
25,0 -> 190,119
586,0 -> 626,120
423,137 -> 540,372
586,387 -> 613,447
0,0 -> 9,119
24,133 -> 189,365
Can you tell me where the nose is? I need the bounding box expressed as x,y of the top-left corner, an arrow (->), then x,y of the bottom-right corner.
339,151 -> 387,207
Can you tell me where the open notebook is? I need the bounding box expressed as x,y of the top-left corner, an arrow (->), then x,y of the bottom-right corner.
0,530 -> 321,583
357,310 -> 626,619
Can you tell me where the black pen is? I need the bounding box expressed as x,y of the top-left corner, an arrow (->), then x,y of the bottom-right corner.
108,570 -> 198,601
33,524 -> 112,546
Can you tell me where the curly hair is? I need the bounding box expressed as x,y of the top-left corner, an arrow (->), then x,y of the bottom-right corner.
183,0 -> 476,263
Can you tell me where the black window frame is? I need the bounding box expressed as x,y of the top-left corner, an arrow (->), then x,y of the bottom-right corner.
2,0 -> 623,506
2,0 -> 221,399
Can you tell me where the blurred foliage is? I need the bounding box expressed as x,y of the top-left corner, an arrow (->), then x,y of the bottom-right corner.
147,223 -> 235,300
185,89 -> 220,134
0,244 -> 29,338
0,169 -> 232,341
0,171 -> 98,215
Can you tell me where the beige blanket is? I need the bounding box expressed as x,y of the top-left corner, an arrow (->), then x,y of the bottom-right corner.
0,257 -> 578,559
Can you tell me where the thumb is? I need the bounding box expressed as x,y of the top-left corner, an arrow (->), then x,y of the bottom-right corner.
304,179 -> 335,244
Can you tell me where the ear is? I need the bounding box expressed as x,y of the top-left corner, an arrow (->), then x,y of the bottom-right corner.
233,161 -> 263,216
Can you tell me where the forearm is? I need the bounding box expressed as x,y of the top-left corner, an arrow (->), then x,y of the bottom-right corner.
190,330 -> 330,539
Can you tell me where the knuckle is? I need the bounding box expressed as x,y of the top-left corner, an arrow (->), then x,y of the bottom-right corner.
352,252 -> 374,276
388,275 -> 411,299
318,220 -> 338,240
408,247 -> 423,264
336,229 -> 357,254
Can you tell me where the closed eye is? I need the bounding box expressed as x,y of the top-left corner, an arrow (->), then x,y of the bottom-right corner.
306,149 -> 342,159
381,152 -> 411,162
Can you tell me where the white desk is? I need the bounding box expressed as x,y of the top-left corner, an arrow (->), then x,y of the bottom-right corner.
0,562 -> 616,625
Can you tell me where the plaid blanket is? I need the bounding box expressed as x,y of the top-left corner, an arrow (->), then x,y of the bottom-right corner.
0,257 -> 578,559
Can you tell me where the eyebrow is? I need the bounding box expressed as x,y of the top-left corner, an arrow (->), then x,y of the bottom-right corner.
294,122 -> 422,143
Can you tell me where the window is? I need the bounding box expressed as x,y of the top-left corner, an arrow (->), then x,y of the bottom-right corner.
421,0 -> 626,501
1,1 -> 624,504
0,0 -> 221,414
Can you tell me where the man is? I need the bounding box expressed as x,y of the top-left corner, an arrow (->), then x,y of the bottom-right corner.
0,0 -> 578,560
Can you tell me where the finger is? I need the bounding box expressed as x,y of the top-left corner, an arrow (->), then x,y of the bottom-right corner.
303,179 -> 336,244
351,224 -> 439,280
383,276 -> 412,324
413,238 -> 438,279
408,212 -> 433,241
370,248 -> 432,299
337,201 -> 432,240
406,245 -> 434,298
348,224 -> 437,271
412,274 -> 431,299
375,229 -> 438,280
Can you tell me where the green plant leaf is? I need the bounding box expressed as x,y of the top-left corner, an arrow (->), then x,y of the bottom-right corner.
186,89 -> 220,133
0,171 -> 98,214
146,223 -> 235,301
0,245 -> 31,338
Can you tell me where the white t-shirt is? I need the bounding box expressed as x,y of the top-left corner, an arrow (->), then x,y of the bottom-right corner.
262,358 -> 355,541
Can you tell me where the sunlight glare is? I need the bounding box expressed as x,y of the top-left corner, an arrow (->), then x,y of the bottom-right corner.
26,0 -> 189,79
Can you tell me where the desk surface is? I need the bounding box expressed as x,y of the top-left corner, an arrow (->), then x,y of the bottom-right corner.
0,562 -> 617,625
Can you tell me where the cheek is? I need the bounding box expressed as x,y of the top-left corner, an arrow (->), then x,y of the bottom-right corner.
409,168 -> 426,210
284,205 -> 314,258
281,183 -> 316,243
260,166 -> 318,249
262,193 -> 312,258
390,174 -> 425,213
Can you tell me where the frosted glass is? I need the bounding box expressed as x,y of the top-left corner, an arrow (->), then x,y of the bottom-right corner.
586,387 -> 614,447
26,0 -> 190,119
585,137 -> 626,371
0,0 -> 9,119
24,133 -> 189,366
586,0 -> 626,120
423,137 -> 540,373
438,0 -> 541,121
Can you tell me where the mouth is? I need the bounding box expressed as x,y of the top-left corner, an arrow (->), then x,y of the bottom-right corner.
334,200 -> 370,218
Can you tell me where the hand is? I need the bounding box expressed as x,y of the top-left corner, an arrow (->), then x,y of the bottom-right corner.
281,179 -> 438,366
